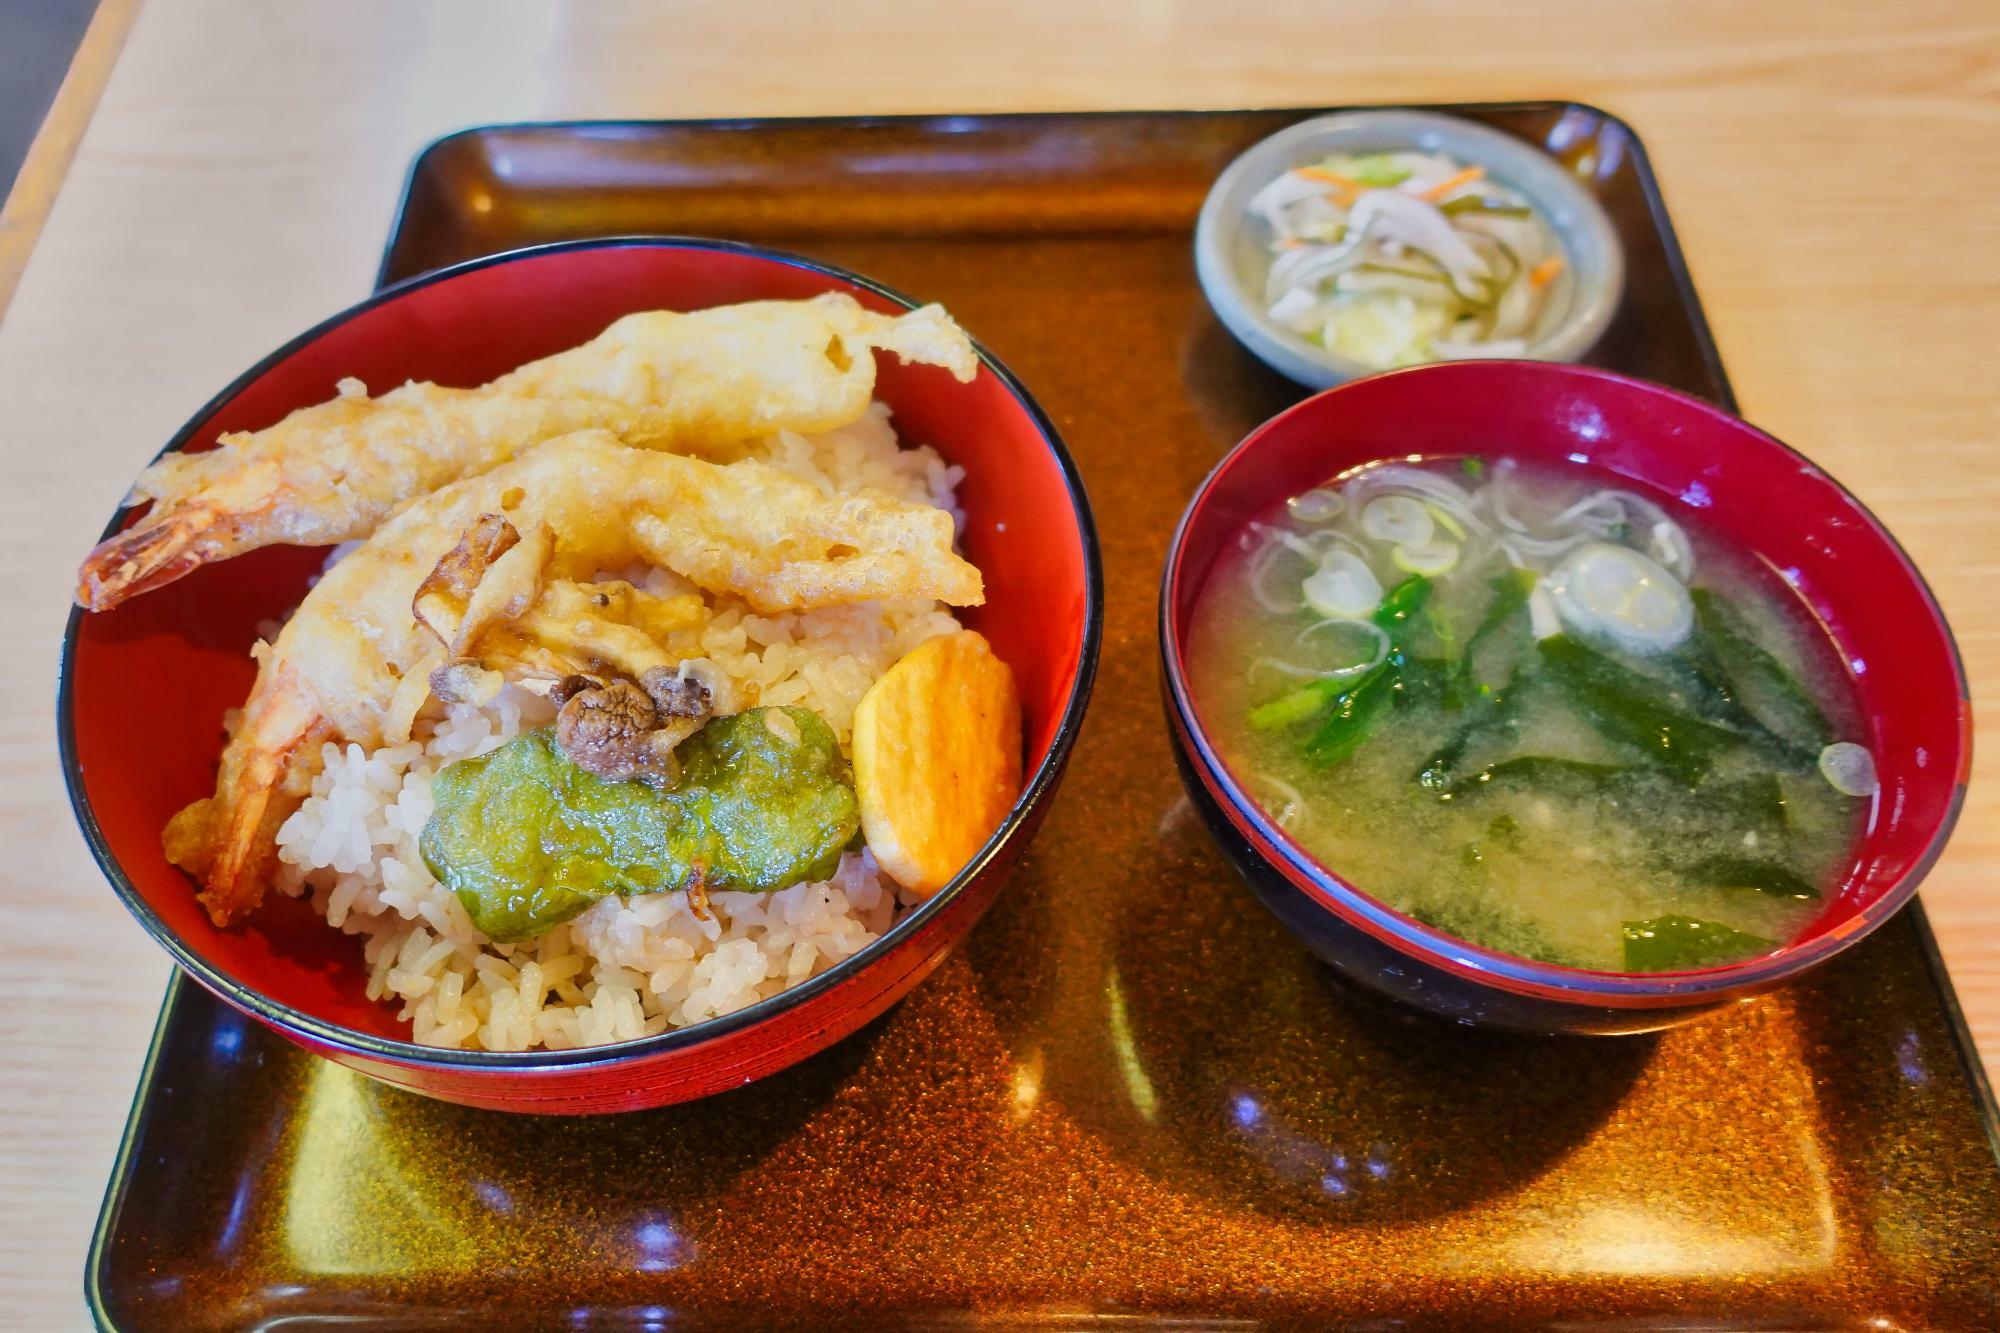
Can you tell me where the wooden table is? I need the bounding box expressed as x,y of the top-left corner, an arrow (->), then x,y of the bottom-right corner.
2,1 -> 1994,1324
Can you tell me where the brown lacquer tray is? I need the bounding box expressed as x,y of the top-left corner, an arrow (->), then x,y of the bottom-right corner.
89,105 -> 2000,1330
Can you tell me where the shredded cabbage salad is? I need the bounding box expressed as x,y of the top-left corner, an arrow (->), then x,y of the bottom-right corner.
1247,150 -> 1566,369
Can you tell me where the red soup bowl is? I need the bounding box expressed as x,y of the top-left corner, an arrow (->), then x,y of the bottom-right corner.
1161,360 -> 1969,1035
62,238 -> 1101,1113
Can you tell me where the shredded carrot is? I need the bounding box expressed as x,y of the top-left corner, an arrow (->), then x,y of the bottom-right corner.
1293,165 -> 1364,197
1529,256 -> 1566,289
1279,237 -> 1307,249
1418,165 -> 1486,202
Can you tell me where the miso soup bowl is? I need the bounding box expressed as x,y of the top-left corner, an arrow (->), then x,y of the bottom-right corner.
62,238 -> 1101,1112
1160,360 -> 1969,1035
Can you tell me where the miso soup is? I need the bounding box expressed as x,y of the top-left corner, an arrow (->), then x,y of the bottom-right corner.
1186,456 -> 1876,972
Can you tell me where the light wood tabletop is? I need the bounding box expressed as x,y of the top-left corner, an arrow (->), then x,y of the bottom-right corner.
2,0 -> 1995,1323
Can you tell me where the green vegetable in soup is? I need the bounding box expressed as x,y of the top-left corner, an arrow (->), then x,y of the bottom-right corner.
1248,682 -> 1340,731
1691,588 -> 1834,750
1375,573 -> 1433,630
420,707 -> 858,942
1248,575 -> 1432,738
1458,567 -> 1538,699
1416,668 -> 1529,792
1668,652 -> 1808,765
1444,754 -> 1626,798
1622,914 -> 1776,971
1408,894 -> 1585,969
1694,773 -> 1790,834
1681,854 -> 1820,901
1537,634 -> 1736,783
1304,666 -> 1396,766
1298,577 -> 1433,766
1393,655 -> 1452,712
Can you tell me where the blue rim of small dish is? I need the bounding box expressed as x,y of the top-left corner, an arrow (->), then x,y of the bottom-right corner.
57,235 -> 1105,1071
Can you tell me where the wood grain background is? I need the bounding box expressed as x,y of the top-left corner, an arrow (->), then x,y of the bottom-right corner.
1,0 -> 1995,1324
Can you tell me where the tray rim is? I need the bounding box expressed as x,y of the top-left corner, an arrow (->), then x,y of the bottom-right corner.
370,99 -> 1733,411
87,101 -> 2000,1330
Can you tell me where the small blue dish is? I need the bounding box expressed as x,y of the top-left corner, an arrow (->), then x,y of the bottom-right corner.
1194,110 -> 1624,389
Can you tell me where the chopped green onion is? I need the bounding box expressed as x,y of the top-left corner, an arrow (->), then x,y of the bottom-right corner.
1393,539 -> 1461,577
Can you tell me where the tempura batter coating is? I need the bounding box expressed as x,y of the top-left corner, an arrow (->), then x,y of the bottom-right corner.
169,431 -> 983,926
76,295 -> 978,610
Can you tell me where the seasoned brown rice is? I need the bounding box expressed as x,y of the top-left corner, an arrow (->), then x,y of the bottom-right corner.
271,405 -> 963,1050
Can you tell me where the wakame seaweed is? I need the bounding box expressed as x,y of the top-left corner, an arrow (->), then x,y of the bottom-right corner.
1692,588 -> 1834,750
1681,854 -> 1821,900
1623,914 -> 1776,971
1537,634 -> 1737,783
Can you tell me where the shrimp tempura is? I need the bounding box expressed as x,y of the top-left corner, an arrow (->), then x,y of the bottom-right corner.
76,295 -> 978,611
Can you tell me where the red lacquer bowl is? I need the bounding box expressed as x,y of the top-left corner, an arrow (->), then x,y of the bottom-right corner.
1161,361 -> 1970,1034
61,239 -> 1101,1112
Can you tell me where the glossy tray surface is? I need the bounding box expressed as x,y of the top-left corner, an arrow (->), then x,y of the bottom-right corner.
92,105 -> 2000,1330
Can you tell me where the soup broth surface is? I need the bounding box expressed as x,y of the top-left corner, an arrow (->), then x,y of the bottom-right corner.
1187,456 -> 1871,972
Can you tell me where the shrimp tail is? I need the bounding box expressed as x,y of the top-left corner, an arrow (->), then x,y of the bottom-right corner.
165,659 -> 331,926
75,500 -> 230,611
78,455 -> 285,611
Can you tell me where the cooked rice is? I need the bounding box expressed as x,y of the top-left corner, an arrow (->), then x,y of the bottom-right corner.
271,404 -> 964,1051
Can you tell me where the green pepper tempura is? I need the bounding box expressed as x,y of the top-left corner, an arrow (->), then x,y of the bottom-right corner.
1190,457 -> 1874,972
420,707 -> 859,942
